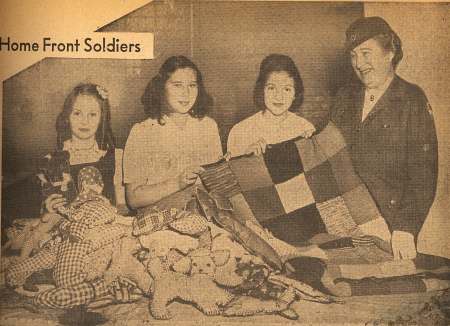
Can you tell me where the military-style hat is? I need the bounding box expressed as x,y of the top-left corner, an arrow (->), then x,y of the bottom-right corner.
345,16 -> 396,51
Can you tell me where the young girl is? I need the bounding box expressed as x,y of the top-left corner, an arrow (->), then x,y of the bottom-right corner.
123,56 -> 223,209
44,83 -> 126,213
6,83 -> 132,307
227,54 -> 316,157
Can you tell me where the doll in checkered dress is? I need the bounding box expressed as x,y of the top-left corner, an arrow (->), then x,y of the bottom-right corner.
7,166 -> 132,308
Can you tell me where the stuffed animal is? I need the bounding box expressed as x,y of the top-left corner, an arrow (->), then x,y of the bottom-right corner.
2,214 -> 62,261
146,256 -> 234,319
37,150 -> 76,203
222,286 -> 299,320
172,247 -> 245,288
138,230 -> 199,257
168,212 -> 209,236
172,247 -> 229,276
102,237 -> 152,295
19,213 -> 63,260
132,206 -> 209,237
58,166 -> 120,241
3,218 -> 40,253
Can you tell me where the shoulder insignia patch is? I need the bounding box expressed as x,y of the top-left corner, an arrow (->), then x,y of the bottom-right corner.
427,102 -> 433,116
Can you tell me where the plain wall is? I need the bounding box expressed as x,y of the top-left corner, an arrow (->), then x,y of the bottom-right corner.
364,3 -> 450,258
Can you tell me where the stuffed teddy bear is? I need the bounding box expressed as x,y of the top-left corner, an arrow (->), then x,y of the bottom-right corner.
146,256 -> 234,319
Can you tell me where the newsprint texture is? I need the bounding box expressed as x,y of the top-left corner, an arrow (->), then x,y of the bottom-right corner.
1,1 -> 449,325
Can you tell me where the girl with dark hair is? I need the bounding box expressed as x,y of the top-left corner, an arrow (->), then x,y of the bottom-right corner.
45,82 -> 126,212
227,54 -> 315,157
123,56 -> 222,208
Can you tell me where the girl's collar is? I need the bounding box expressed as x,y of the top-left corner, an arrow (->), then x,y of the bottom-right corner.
161,113 -> 193,129
63,140 -> 105,165
260,110 -> 290,126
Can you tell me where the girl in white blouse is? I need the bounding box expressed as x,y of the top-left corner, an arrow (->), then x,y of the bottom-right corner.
227,54 -> 315,157
123,56 -> 223,209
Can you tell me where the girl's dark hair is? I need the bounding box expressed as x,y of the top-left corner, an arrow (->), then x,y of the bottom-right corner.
254,54 -> 304,112
373,32 -> 403,68
141,56 -> 212,124
56,83 -> 115,151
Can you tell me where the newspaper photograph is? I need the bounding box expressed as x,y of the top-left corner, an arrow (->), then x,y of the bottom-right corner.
1,1 -> 449,325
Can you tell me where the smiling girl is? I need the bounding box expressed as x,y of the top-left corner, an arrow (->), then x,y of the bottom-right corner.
227,54 -> 315,157
123,56 -> 222,209
44,83 -> 125,213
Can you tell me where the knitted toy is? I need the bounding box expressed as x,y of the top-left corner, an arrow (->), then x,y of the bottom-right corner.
172,247 -> 230,276
2,215 -> 60,260
169,212 -> 209,236
138,230 -> 199,257
103,236 -> 152,295
172,246 -> 246,289
133,206 -> 209,237
58,166 -> 122,242
5,167 -> 130,305
146,256 -> 234,320
18,213 -> 63,260
37,151 -> 76,204
223,286 -> 299,320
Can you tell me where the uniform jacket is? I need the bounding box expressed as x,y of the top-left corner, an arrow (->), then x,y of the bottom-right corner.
330,75 -> 438,237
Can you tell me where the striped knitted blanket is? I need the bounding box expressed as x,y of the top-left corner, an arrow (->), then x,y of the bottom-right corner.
198,122 -> 450,296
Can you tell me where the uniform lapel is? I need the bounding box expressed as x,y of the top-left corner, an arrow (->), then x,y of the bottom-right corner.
360,76 -> 400,128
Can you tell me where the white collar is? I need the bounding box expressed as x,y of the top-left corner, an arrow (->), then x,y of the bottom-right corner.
365,75 -> 394,99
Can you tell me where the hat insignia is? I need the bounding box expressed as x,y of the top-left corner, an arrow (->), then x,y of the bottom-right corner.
350,33 -> 357,42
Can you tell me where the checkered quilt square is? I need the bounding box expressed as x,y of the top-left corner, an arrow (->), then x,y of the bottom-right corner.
200,122 -> 390,244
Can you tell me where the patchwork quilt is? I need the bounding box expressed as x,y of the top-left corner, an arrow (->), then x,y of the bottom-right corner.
200,122 -> 391,246
198,122 -> 450,296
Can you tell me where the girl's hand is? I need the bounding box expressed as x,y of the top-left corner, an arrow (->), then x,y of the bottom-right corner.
391,230 -> 417,260
176,165 -> 204,189
245,138 -> 268,156
300,128 -> 315,139
44,193 -> 67,213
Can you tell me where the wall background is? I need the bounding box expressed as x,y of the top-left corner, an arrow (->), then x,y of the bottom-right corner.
2,1 -> 448,257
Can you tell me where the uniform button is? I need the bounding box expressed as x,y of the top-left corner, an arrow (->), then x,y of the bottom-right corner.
383,124 -> 389,128
390,199 -> 396,206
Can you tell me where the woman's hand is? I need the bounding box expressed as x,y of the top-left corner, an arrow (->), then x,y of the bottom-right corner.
44,193 -> 67,213
391,230 -> 417,260
300,128 -> 315,139
176,165 -> 204,189
245,138 -> 268,156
